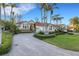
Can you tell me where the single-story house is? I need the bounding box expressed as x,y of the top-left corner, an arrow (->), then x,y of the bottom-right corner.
16,20 -> 35,32
35,22 -> 56,32
16,21 -> 65,32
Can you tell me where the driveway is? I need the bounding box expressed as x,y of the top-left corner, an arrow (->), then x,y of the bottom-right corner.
4,33 -> 79,56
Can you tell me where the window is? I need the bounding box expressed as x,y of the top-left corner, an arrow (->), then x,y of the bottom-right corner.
25,26 -> 26,29
49,26 -> 52,30
23,26 -> 24,28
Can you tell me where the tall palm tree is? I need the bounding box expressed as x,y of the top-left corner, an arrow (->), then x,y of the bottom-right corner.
58,17 -> 64,24
52,14 -> 64,30
35,17 -> 39,22
0,4 -> 2,20
40,3 -> 44,23
53,14 -> 60,25
10,3 -> 16,21
17,13 -> 22,22
11,12 -> 14,20
48,3 -> 58,24
2,3 -> 6,20
40,3 -> 59,33
39,3 -> 49,32
43,3 -> 49,32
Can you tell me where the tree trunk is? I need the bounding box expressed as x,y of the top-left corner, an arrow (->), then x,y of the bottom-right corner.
56,20 -> 58,30
10,7 -> 13,21
50,10 -> 53,24
50,13 -> 51,24
43,9 -> 45,32
4,7 -> 6,20
60,19 -> 61,24
41,8 -> 42,23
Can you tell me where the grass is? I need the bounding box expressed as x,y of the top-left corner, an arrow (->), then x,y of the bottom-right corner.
0,32 -> 13,55
42,34 -> 79,51
34,32 -> 79,51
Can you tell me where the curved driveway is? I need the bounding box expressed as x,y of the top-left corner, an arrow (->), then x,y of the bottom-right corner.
4,33 -> 79,56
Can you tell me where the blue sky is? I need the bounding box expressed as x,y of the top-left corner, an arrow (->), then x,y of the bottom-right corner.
2,3 -> 79,25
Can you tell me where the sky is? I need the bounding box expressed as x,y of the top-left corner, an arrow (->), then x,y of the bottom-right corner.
1,3 -> 79,25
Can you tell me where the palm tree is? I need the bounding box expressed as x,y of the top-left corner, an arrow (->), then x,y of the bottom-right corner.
48,3 -> 58,24
43,3 -> 49,32
10,3 -> 16,21
40,3 -> 44,23
2,3 -> 6,20
11,11 -> 16,25
58,17 -> 64,24
40,3 -> 58,33
17,13 -> 22,22
39,3 -> 49,32
52,14 -> 60,25
35,17 -> 39,22
0,4 -> 2,20
52,14 -> 64,30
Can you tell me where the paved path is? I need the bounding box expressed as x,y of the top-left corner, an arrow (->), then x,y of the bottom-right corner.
4,33 -> 79,56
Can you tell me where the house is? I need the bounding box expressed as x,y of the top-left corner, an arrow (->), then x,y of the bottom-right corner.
35,22 -> 56,32
16,20 -> 35,32
35,22 -> 65,32
16,21 -> 65,32
35,22 -> 44,32
48,24 -> 66,32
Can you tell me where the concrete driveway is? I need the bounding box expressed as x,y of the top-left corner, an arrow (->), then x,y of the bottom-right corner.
4,33 -> 79,56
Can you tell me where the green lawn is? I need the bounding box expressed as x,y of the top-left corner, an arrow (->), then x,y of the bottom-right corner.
0,32 -> 13,55
43,34 -> 79,51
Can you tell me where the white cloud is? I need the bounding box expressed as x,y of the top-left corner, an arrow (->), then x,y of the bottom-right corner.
18,3 -> 36,15
19,4 -> 36,11
1,3 -> 36,16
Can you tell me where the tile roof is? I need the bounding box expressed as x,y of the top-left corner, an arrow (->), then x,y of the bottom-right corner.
16,21 -> 64,27
35,22 -> 45,26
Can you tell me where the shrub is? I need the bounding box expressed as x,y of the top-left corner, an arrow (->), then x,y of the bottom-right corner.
4,21 -> 20,34
37,31 -> 44,35
49,31 -> 54,34
0,32 -> 12,55
67,32 -> 74,35
10,25 -> 21,34
34,33 -> 55,40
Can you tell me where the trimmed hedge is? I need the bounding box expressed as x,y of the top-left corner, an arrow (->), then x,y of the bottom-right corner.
0,32 -> 13,55
38,31 -> 44,35
34,33 -> 55,40
67,32 -> 74,35
34,31 -> 74,40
